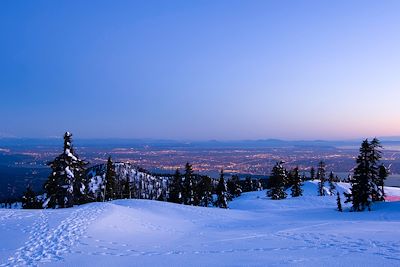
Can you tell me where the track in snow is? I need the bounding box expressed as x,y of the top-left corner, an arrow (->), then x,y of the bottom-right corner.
0,204 -> 106,267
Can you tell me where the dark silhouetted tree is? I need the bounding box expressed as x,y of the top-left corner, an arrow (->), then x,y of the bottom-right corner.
198,175 -> 213,207
377,165 -> 389,201
290,167 -> 303,197
104,156 -> 117,201
227,175 -> 242,200
243,176 -> 253,192
337,192 -> 343,212
22,185 -> 41,209
317,161 -> 326,196
310,167 -> 316,180
183,163 -> 195,205
328,171 -> 336,195
345,139 -> 384,211
169,169 -> 183,204
267,161 -> 287,200
215,169 -> 228,208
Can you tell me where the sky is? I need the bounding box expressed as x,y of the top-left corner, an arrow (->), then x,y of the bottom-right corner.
1,0 -> 399,140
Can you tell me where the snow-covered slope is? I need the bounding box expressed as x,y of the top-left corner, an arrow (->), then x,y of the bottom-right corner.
87,162 -> 169,200
1,182 -> 400,267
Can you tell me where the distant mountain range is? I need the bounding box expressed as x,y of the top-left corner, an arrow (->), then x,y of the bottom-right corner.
1,137 -> 400,150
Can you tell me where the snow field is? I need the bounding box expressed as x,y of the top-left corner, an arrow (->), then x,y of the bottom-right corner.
1,181 -> 400,266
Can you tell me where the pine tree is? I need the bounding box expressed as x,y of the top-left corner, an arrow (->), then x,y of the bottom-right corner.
328,171 -> 336,196
310,167 -> 316,180
183,163 -> 195,205
317,161 -> 326,196
169,169 -> 183,204
267,161 -> 287,200
227,175 -> 243,200
229,175 -> 242,197
377,165 -> 389,201
44,132 -> 88,208
370,138 -> 383,202
290,167 -> 303,197
336,192 -> 343,212
197,175 -> 213,207
22,185 -> 40,209
255,179 -> 263,191
243,176 -> 253,192
345,139 -> 384,211
215,169 -> 228,208
226,178 -> 235,201
104,156 -> 116,201
122,174 -> 131,199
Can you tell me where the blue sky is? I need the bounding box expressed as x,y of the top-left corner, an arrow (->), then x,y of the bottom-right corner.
1,0 -> 399,140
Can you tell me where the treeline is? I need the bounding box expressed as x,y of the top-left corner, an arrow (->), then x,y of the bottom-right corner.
20,132 -> 264,209
266,138 -> 390,212
266,160 -> 341,200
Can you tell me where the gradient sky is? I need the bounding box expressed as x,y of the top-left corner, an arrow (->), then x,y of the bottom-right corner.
1,0 -> 399,140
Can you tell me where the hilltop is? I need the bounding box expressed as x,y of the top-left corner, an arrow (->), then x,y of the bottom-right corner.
1,181 -> 400,266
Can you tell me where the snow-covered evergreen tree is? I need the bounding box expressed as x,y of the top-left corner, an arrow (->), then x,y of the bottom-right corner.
215,169 -> 228,208
44,132 -> 88,208
267,161 -> 287,200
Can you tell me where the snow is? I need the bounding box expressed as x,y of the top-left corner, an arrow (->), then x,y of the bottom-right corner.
1,182 -> 400,266
64,148 -> 77,161
88,175 -> 104,194
65,166 -> 74,179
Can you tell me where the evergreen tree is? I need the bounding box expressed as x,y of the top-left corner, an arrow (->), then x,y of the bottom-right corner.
183,162 -> 195,205
227,175 -> 243,200
104,156 -> 117,201
44,132 -> 88,208
267,161 -> 287,200
169,169 -> 183,204
370,138 -> 383,201
197,175 -> 213,207
336,192 -> 343,212
215,169 -> 228,208
310,167 -> 316,180
317,161 -> 326,196
255,179 -> 263,191
286,170 -> 294,189
377,165 -> 389,201
229,175 -> 242,197
122,174 -> 131,199
290,167 -> 303,197
328,171 -> 336,195
243,176 -> 253,192
345,139 -> 384,211
22,185 -> 40,209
